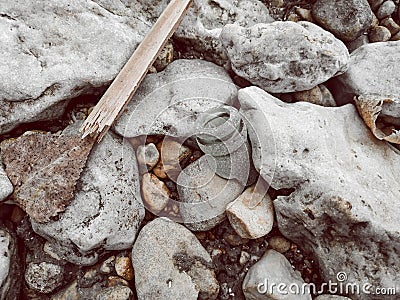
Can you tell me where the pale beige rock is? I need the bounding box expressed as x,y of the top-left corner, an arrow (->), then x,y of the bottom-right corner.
226,185 -> 274,239
267,236 -> 291,253
141,173 -> 170,214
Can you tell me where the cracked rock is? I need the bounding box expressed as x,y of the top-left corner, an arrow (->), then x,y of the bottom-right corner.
0,0 -> 153,134
31,131 -> 144,266
113,59 -> 238,138
132,217 -> 219,300
221,21 -> 349,93
239,86 -> 400,300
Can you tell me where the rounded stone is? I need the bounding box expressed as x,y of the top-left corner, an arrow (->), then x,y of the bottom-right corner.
376,0 -> 396,19
25,262 -> 64,294
369,25 -> 392,41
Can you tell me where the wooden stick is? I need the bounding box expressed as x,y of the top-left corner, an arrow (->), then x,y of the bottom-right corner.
80,0 -> 193,141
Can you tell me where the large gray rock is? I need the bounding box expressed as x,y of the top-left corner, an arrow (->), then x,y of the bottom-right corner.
25,262 -> 64,294
312,0 -> 374,42
31,131 -> 144,265
0,223 -> 20,300
336,41 -> 400,105
239,86 -> 400,300
220,21 -> 349,93
132,218 -> 219,300
0,0 -> 153,134
0,163 -> 13,202
113,59 -> 238,138
242,249 -> 311,300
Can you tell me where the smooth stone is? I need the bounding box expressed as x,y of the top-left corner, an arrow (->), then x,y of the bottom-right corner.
220,21 -> 349,93
376,0 -> 396,19
380,17 -> 400,35
312,0 -> 374,41
239,86 -> 400,300
31,131 -> 144,266
0,163 -> 13,202
50,280 -> 79,300
113,59 -> 238,138
226,185 -> 274,239
0,0 -> 152,135
136,143 -> 159,172
25,262 -> 64,294
132,218 -> 219,300
368,25 -> 392,41
242,249 -> 312,300
141,173 -> 171,214
177,155 -> 244,231
336,41 -> 400,104
152,139 -> 191,181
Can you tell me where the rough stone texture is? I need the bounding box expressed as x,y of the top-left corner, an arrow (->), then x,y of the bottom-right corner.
0,0 -> 154,135
376,0 -> 396,19
114,255 -> 134,281
136,143 -> 159,172
220,21 -> 349,93
0,223 -> 20,300
336,41 -> 400,104
242,249 -> 312,300
380,17 -> 400,35
312,0 -> 374,42
113,59 -> 238,138
132,218 -> 219,300
1,127 -> 94,223
31,131 -> 144,266
226,185 -> 274,239
177,155 -> 244,231
96,286 -> 133,300
293,85 -> 336,107
25,262 -> 64,294
172,0 -> 274,67
369,25 -> 391,42
0,162 -> 13,202
239,86 -> 400,300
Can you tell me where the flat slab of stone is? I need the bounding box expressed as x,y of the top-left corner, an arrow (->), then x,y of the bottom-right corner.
239,86 -> 400,300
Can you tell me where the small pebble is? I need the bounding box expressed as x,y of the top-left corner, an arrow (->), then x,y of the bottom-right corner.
295,7 -> 313,22
115,255 -> 134,281
153,41 -> 174,72
346,34 -> 370,52
107,276 -> 129,287
136,143 -> 160,172
268,236 -> 292,253
25,262 -> 64,294
141,173 -> 171,214
319,85 -> 337,106
380,17 -> 400,34
96,286 -> 133,300
287,13 -> 300,22
376,0 -> 396,19
239,251 -> 251,265
369,25 -> 392,41
100,256 -> 115,274
223,233 -> 249,246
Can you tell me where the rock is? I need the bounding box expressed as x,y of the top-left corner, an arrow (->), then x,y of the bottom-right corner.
153,139 -> 191,180
0,223 -> 20,300
0,0 -> 152,134
369,25 -> 392,41
96,286 -> 133,300
368,0 -> 385,11
315,296 -> 352,300
141,173 -> 171,214
0,163 -> 13,202
267,236 -> 292,254
242,249 -> 311,300
131,218 -> 219,300
336,41 -> 400,102
113,59 -> 238,138
239,86 -> 400,300
172,0 -> 274,67
177,155 -> 244,231
392,30 -> 400,40
226,185 -> 274,239
136,143 -> 159,172
345,34 -> 370,53
100,256 -> 115,275
1,128 -> 94,223
312,0 -> 374,42
25,262 -> 64,294
239,251 -> 251,265
319,84 -> 337,106
50,280 -> 79,300
295,7 -> 314,22
293,85 -> 336,107
114,255 -> 134,281
376,0 -> 396,19
380,17 -> 400,35
152,41 -> 174,72
220,21 -> 349,93
31,131 -> 145,266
